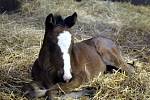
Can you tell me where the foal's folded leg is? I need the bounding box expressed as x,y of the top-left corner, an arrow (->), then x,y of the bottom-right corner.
46,73 -> 86,99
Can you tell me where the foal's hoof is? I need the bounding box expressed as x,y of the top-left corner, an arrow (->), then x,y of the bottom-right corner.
46,96 -> 52,100
82,87 -> 97,97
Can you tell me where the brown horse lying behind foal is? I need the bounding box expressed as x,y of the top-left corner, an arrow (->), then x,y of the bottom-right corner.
23,12 -> 135,99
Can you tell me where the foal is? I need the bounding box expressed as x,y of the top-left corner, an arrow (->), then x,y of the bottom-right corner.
23,12 -> 135,99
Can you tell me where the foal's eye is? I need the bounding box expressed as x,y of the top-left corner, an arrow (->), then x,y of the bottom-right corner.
57,69 -> 64,76
58,68 -> 64,75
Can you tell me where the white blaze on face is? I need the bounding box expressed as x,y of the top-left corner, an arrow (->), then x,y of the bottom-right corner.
57,31 -> 72,82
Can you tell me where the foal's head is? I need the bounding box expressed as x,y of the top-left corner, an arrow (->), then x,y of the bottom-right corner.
45,12 -> 77,82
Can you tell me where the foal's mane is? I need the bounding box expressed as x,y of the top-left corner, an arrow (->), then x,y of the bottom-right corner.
53,14 -> 64,26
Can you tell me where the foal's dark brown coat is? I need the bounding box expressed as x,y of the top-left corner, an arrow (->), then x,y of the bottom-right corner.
23,12 -> 135,99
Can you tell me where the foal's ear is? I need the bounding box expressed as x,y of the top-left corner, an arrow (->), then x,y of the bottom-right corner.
64,12 -> 77,28
45,13 -> 55,29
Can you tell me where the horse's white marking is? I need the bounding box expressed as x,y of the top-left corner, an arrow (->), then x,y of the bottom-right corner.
57,31 -> 72,82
